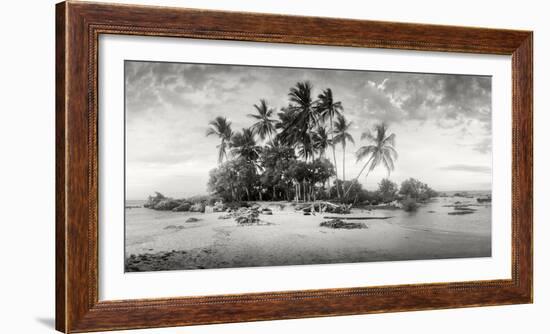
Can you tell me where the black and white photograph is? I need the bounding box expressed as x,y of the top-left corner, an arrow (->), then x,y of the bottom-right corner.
124,60 -> 492,272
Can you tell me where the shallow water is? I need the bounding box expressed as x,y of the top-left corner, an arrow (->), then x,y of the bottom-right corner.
363,195 -> 491,237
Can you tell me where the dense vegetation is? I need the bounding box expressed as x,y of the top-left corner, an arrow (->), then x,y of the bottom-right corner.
205,80 -> 436,205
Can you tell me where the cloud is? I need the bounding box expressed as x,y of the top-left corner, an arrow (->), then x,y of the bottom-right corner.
473,137 -> 492,154
439,164 -> 491,173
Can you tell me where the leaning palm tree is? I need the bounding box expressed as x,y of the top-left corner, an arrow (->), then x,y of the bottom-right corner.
333,114 -> 355,194
343,123 -> 397,199
206,116 -> 233,164
317,88 -> 343,197
248,99 -> 277,142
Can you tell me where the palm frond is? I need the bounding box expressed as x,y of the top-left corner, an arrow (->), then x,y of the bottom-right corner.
355,145 -> 376,161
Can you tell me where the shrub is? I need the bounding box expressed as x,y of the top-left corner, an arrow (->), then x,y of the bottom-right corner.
332,180 -> 370,204
399,178 -> 438,202
377,178 -> 399,203
172,202 -> 191,212
401,198 -> 419,212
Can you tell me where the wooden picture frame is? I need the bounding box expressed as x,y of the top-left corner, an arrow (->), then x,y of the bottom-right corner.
56,1 -> 533,332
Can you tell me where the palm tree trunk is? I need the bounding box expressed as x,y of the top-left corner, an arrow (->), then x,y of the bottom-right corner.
329,116 -> 341,199
343,155 -> 374,199
341,142 -> 346,196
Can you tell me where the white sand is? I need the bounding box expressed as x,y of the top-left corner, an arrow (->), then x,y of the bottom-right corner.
125,202 -> 490,271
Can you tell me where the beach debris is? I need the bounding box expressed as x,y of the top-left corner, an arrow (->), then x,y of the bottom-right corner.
185,217 -> 201,223
296,201 -> 351,214
428,210 -> 436,213
320,219 -> 367,229
164,225 -> 185,231
235,207 -> 261,225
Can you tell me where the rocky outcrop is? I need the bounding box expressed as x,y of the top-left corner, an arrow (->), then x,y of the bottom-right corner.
143,192 -> 167,209
172,202 -> 192,212
153,199 -> 182,211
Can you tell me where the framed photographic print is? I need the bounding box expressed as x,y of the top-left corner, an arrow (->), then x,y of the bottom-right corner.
56,1 -> 533,332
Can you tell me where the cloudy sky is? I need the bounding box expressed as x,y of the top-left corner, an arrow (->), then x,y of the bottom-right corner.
125,60 -> 491,200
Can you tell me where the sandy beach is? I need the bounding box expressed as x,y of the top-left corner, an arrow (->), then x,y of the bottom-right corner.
125,197 -> 491,272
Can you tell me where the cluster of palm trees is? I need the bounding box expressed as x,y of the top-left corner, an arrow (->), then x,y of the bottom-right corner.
206,80 -> 397,201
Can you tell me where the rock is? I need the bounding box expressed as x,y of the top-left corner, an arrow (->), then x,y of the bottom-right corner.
448,210 -> 475,215
218,214 -> 233,220
261,208 -> 273,215
189,203 -> 205,213
153,199 -> 182,211
185,217 -> 200,223
172,202 -> 191,212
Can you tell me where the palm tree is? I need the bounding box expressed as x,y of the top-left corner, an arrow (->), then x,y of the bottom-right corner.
317,88 -> 343,197
313,126 -> 332,197
343,123 -> 397,199
230,128 -> 261,162
279,81 -> 319,161
248,99 -> 277,142
206,116 -> 233,164
313,126 -> 331,159
333,114 -> 354,194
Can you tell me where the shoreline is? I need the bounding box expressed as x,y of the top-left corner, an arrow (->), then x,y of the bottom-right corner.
124,201 -> 491,272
